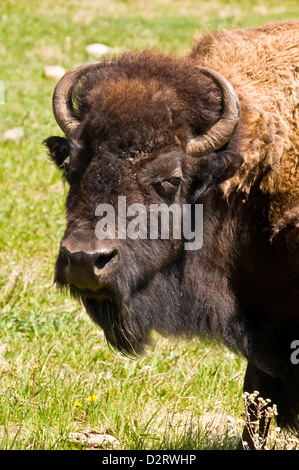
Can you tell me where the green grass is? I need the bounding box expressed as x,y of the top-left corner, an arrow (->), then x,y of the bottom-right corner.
1,0 -> 299,450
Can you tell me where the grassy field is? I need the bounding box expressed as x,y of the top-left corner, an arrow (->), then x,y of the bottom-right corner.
0,0 -> 299,451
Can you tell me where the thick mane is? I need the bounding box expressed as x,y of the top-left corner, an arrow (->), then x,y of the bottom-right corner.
72,50 -> 223,154
189,20 -> 299,236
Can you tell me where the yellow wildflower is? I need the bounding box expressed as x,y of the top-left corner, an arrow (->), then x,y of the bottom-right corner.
88,395 -> 98,402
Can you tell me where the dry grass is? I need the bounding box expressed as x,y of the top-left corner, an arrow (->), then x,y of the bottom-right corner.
241,391 -> 299,450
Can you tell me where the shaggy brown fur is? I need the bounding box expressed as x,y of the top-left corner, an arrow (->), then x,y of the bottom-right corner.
190,20 -> 299,237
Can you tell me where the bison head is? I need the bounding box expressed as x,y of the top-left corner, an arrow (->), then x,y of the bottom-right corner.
45,51 -> 243,356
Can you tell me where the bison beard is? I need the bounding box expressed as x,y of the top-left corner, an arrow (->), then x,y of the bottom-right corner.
66,257 -> 251,362
82,298 -> 144,357
57,260 -> 153,357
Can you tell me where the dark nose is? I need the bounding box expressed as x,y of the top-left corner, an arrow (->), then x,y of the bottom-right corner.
57,240 -> 118,291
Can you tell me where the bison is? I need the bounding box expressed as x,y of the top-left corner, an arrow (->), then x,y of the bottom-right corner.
45,20 -> 299,449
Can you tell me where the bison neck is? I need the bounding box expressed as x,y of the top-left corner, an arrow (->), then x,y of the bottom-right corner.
144,192 -> 246,354
127,186 -> 298,366
85,187 -> 298,371
114,189 -> 251,357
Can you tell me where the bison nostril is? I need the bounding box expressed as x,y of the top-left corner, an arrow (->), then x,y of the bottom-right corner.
94,250 -> 117,270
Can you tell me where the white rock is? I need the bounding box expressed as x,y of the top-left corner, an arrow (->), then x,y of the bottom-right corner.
2,127 -> 24,142
44,65 -> 66,79
69,431 -> 120,449
85,43 -> 112,58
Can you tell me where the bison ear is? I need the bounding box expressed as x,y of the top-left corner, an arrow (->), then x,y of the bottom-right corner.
44,136 -> 71,168
192,151 -> 243,201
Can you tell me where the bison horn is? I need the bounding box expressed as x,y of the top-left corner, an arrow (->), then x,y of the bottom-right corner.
186,67 -> 241,156
53,62 -> 240,151
52,62 -> 110,139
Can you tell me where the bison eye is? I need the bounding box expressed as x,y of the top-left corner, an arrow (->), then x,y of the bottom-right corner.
165,177 -> 181,187
161,177 -> 181,190
60,158 -> 71,175
153,176 -> 181,200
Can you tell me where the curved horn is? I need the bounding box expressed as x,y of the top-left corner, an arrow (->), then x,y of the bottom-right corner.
52,62 -> 109,138
186,67 -> 241,156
